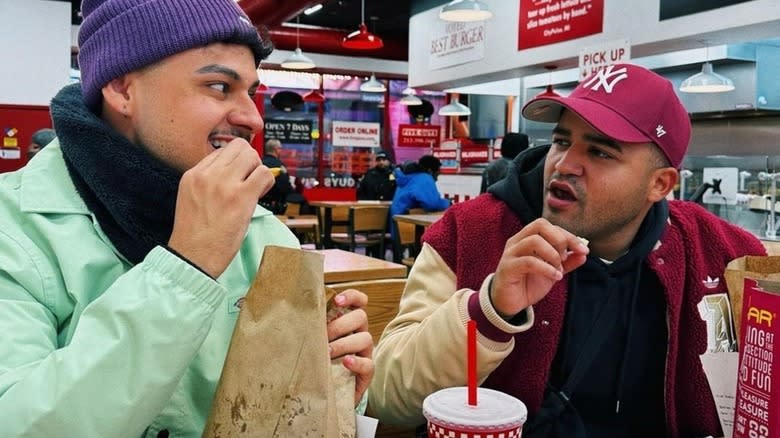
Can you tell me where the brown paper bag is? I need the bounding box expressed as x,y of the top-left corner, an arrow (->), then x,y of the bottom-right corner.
724,255 -> 780,340
326,288 -> 358,436
202,246 -> 355,437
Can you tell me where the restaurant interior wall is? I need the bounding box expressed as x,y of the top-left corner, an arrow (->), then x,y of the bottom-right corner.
467,95 -> 506,140
259,74 -> 447,192
677,154 -> 780,240
520,46 -> 780,156
407,0 -> 780,91
0,1 -> 70,173
0,0 -> 70,106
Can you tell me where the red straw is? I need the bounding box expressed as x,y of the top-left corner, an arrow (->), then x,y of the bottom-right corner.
467,319 -> 477,406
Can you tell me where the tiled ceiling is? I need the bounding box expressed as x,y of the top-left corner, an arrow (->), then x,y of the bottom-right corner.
297,0 -> 412,41
60,0 -> 412,40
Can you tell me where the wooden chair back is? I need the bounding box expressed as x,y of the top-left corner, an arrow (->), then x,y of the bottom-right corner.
285,201 -> 302,216
325,278 -> 405,344
317,205 -> 350,235
395,208 -> 425,247
331,205 -> 390,254
281,202 -> 320,247
393,208 -> 427,265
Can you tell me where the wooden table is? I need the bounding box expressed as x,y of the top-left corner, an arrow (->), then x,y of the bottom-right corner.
309,200 -> 392,248
393,213 -> 443,229
310,249 -> 407,283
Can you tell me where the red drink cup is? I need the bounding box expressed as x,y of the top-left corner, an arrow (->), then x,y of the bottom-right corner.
423,387 -> 527,438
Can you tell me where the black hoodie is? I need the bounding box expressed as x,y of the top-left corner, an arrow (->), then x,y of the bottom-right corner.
489,145 -> 669,437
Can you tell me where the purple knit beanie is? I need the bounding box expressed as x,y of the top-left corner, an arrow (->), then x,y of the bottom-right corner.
78,0 -> 272,112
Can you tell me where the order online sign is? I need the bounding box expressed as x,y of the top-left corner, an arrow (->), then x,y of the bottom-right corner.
518,0 -> 604,50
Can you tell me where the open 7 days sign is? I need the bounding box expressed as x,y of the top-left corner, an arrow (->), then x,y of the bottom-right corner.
263,119 -> 313,144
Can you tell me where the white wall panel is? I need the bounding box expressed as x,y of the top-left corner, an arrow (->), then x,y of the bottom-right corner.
0,0 -> 71,105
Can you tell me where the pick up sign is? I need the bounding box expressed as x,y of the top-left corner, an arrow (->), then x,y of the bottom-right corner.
578,39 -> 631,81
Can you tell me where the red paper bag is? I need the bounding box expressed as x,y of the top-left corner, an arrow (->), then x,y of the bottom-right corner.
732,278 -> 780,438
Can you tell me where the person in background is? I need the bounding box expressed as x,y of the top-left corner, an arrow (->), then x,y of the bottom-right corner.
388,154 -> 451,262
260,138 -> 295,214
390,154 -> 450,220
357,150 -> 396,201
0,0 -> 373,436
260,138 -> 303,214
369,64 -> 766,437
28,128 -> 56,159
480,132 -> 529,193
261,138 -> 286,171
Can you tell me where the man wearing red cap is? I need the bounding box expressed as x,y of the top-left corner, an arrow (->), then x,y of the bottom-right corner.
370,64 -> 765,437
0,0 -> 372,436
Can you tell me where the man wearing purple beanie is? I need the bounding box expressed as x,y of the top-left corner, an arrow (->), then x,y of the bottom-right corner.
0,0 -> 373,436
370,64 -> 767,437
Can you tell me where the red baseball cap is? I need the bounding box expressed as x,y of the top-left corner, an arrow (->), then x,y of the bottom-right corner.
522,64 -> 691,168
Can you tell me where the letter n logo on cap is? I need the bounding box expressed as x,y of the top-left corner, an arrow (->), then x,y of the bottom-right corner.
583,65 -> 629,94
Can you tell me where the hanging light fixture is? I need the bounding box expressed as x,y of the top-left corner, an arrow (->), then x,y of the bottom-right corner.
303,89 -> 325,103
439,0 -> 493,22
400,87 -> 423,106
281,16 -> 315,70
400,94 -> 423,106
536,84 -> 561,98
360,74 -> 386,93
680,62 -> 735,93
438,95 -> 471,116
536,65 -> 561,98
680,43 -> 734,93
342,0 -> 384,50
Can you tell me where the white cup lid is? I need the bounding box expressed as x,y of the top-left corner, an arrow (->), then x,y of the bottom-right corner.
423,387 -> 527,429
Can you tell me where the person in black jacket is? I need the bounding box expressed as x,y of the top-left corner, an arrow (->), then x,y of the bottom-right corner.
357,150 -> 396,201
480,132 -> 529,193
259,138 -> 299,214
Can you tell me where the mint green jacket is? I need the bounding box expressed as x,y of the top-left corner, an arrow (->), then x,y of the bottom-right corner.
0,142 -> 300,437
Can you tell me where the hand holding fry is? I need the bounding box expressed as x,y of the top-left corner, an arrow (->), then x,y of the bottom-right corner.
490,218 -> 589,318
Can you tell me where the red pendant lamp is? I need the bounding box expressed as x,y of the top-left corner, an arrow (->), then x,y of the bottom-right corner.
536,65 -> 561,98
303,89 -> 325,103
342,0 -> 384,50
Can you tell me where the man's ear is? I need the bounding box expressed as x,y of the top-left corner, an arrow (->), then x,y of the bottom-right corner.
648,167 -> 679,202
101,76 -> 133,116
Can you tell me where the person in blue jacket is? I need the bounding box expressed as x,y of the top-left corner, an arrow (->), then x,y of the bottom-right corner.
0,0 -> 373,436
390,154 -> 451,223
